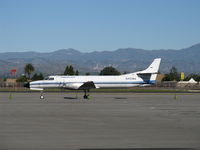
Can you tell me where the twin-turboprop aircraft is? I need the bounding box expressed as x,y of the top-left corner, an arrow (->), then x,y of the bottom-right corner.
24,58 -> 161,99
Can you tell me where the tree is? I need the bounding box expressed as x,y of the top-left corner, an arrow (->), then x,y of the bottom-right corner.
38,73 -> 44,80
169,67 -> 179,81
69,65 -> 75,75
85,72 -> 90,75
31,73 -> 44,81
64,66 -> 69,75
64,65 -> 75,75
100,66 -> 121,75
184,74 -> 200,82
16,75 -> 28,82
24,64 -> 35,79
75,70 -> 79,75
162,66 -> 180,81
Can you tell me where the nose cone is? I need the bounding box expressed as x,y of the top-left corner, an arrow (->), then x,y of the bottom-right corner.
24,82 -> 30,88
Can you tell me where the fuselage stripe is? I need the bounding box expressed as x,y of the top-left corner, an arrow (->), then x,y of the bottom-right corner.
30,80 -> 156,86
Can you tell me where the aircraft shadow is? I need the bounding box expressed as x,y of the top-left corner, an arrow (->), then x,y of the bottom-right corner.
114,97 -> 128,99
64,97 -> 78,100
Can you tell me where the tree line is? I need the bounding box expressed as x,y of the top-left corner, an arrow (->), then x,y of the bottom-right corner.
16,64 -> 121,82
16,64 -> 200,82
162,66 -> 200,82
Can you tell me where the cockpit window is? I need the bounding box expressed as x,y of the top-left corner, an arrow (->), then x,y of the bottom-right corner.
44,77 -> 54,80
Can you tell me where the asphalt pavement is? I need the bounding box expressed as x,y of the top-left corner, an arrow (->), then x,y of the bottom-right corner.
0,92 -> 200,150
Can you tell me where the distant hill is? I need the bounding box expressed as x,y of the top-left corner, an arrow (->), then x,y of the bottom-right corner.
0,43 -> 200,77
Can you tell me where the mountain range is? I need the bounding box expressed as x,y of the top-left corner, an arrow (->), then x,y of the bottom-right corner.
0,43 -> 200,77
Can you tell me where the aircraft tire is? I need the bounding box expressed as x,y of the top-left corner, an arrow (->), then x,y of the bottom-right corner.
83,95 -> 88,99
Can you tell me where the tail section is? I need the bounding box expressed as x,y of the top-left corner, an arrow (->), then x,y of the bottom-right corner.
121,58 -> 161,84
138,58 -> 161,74
137,58 -> 161,84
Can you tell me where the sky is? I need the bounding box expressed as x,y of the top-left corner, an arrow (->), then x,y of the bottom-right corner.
0,0 -> 200,52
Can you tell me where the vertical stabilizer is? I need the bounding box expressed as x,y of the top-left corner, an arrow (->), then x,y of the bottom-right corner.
137,58 -> 161,84
139,58 -> 161,74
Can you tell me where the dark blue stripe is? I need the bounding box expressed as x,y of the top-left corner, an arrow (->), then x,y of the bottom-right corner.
30,80 -> 156,86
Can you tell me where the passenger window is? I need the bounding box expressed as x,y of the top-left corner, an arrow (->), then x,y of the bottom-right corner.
48,78 -> 54,80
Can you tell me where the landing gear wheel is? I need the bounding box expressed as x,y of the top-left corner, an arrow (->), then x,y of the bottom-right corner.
40,91 -> 44,99
83,95 -> 88,99
83,89 -> 90,99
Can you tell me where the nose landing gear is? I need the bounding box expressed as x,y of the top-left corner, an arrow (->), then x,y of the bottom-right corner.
40,91 -> 44,99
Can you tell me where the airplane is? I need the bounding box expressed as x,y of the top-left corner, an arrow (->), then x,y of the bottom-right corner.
24,58 -> 161,99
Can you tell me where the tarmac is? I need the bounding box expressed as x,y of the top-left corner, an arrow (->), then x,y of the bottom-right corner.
0,92 -> 200,150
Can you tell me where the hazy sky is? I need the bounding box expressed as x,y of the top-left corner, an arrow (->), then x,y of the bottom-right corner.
0,0 -> 200,52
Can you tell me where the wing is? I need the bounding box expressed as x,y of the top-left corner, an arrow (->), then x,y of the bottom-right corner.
64,81 -> 96,90
79,81 -> 96,90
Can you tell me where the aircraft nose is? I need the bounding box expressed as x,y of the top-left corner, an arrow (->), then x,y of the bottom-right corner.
24,82 -> 30,88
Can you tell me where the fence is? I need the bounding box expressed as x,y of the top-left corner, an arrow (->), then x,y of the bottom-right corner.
0,82 -> 25,89
155,81 -> 200,89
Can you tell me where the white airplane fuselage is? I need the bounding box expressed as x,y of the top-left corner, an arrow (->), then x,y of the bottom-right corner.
26,58 -> 161,98
30,73 -> 157,90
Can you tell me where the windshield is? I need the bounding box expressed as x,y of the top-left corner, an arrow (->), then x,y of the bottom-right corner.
44,77 -> 54,80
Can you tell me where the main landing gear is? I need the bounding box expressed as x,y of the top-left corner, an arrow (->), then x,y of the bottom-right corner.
83,89 -> 90,99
